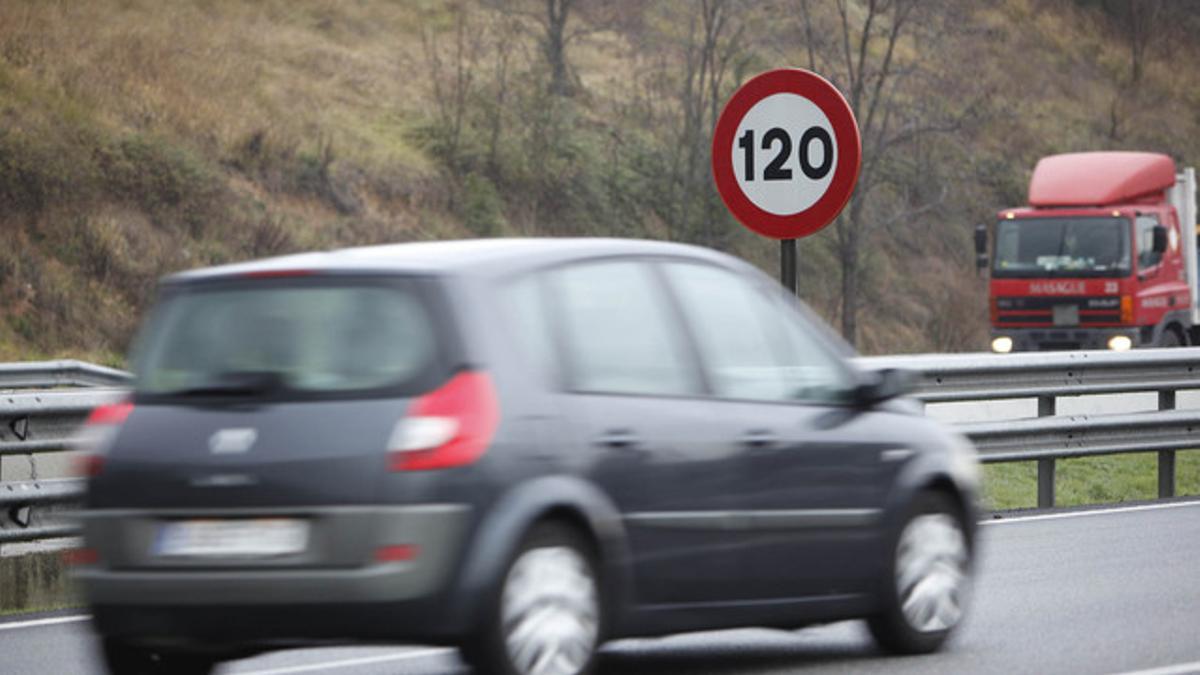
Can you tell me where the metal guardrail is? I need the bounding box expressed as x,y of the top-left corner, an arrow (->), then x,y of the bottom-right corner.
859,347 -> 1200,508
2,350 -> 1200,545
0,360 -> 132,390
0,361 -> 129,546
859,349 -> 1200,402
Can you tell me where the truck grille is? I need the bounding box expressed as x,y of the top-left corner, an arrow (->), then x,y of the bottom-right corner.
994,296 -> 1122,327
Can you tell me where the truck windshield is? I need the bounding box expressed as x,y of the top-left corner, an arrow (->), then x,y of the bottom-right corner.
993,217 -> 1130,278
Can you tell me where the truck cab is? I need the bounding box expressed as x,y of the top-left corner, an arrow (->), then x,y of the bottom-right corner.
979,152 -> 1199,352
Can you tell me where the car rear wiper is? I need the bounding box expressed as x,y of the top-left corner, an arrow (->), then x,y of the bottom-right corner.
166,370 -> 289,397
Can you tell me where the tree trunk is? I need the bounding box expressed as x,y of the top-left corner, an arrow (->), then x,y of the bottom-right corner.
544,0 -> 573,96
839,211 -> 861,347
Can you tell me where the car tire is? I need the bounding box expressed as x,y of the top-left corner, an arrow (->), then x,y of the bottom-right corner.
461,522 -> 603,675
1160,328 -> 1183,348
100,638 -> 216,675
867,491 -> 972,655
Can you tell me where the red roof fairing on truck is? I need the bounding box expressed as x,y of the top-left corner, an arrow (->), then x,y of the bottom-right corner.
1028,152 -> 1176,207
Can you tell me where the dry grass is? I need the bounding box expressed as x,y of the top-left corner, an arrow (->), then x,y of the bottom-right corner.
0,1 -> 435,184
0,0 -> 465,358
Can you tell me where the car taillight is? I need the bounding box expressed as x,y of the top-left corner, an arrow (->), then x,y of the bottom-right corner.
62,547 -> 99,566
388,371 -> 499,471
374,545 -> 419,562
74,400 -> 133,477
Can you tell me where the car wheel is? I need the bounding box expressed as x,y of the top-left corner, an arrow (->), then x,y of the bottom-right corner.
867,491 -> 971,654
462,523 -> 602,675
100,638 -> 216,675
1160,328 -> 1183,348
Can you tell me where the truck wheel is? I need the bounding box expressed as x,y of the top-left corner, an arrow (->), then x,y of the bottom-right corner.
100,638 -> 215,675
1159,329 -> 1183,348
461,522 -> 603,675
867,492 -> 972,655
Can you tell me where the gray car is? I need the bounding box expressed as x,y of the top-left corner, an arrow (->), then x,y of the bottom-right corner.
74,238 -> 981,675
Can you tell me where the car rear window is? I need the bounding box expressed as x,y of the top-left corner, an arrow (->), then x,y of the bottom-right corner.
132,277 -> 444,400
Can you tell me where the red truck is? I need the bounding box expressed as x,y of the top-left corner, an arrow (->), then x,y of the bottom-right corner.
976,151 -> 1198,352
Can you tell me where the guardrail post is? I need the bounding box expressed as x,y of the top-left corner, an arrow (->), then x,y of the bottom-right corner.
1158,390 -> 1177,499
1037,395 -> 1056,509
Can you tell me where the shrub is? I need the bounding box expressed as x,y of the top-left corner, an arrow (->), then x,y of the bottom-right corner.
459,172 -> 506,236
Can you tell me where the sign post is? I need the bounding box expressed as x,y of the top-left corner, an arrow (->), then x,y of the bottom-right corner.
711,68 -> 861,295
780,239 -> 798,294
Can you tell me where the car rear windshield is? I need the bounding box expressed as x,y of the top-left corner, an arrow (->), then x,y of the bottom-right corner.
131,276 -> 445,400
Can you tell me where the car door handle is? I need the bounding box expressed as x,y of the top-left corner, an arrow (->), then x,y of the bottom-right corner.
740,429 -> 779,449
596,429 -> 641,450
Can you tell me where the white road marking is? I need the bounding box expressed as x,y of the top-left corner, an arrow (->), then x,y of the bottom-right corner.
1108,659 -> 1200,675
984,499 -> 1200,525
233,648 -> 453,674
0,614 -> 89,631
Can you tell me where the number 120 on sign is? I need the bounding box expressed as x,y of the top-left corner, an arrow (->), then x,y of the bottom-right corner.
732,93 -> 838,217
737,127 -> 833,183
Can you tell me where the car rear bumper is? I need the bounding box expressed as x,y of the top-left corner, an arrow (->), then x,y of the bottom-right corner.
76,504 -> 473,641
77,556 -> 453,605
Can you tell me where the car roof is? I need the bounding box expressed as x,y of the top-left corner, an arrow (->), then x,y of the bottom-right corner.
164,237 -> 744,283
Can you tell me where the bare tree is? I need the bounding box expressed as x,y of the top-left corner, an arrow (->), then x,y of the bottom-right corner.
420,2 -> 486,171
542,0 -> 574,96
1098,0 -> 1162,141
484,14 -> 522,174
646,0 -> 753,244
481,0 -> 622,97
677,0 -> 745,243
1105,0 -> 1162,86
792,0 -> 972,346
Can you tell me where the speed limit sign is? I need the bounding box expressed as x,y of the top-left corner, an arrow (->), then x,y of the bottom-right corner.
712,68 -> 861,240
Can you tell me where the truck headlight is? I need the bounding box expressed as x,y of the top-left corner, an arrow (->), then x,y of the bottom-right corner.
991,336 -> 1014,353
1108,335 -> 1133,351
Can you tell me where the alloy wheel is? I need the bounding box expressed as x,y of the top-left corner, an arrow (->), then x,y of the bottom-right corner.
894,512 -> 969,633
500,545 -> 599,675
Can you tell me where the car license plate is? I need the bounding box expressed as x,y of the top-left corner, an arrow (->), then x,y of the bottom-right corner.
1053,304 -> 1079,326
154,519 -> 309,558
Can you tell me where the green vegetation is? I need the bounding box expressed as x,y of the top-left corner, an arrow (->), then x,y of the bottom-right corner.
984,451 -> 1200,511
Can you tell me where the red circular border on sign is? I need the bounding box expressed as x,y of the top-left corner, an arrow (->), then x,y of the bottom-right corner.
711,68 -> 862,240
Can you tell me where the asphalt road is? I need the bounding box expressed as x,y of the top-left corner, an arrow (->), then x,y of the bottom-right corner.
3,500 -> 1199,675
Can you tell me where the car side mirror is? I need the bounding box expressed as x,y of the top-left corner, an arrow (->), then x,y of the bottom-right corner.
852,368 -> 915,408
1152,225 -> 1168,254
974,223 -> 988,273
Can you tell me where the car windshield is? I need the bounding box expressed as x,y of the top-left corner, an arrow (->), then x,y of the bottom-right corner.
132,277 -> 440,398
993,217 -> 1130,278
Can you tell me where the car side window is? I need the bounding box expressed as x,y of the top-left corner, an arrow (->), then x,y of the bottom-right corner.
551,260 -> 699,397
1137,215 -> 1162,269
769,296 -> 857,403
501,273 -> 558,385
662,262 -> 853,403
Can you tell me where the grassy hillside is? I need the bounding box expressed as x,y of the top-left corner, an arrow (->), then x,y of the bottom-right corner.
3,0 -> 1200,363
0,0 -> 446,363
